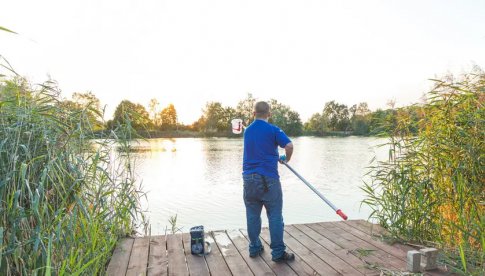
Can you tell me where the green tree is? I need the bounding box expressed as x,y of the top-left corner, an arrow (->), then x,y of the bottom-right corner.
369,108 -> 397,136
159,104 -> 177,130
350,102 -> 371,135
304,113 -> 328,135
148,98 -> 161,126
202,102 -> 225,132
268,99 -> 303,136
195,102 -> 235,133
236,93 -> 256,126
72,91 -> 101,112
71,91 -> 104,130
322,101 -> 351,131
223,106 -> 237,132
112,100 -> 151,130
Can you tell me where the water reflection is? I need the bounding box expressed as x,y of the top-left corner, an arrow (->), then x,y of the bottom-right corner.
131,137 -> 387,234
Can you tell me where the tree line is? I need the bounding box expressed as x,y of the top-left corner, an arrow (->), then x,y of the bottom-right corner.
61,92 -> 424,137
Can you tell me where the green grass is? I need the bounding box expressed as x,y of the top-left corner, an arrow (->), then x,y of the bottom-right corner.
362,69 -> 484,275
0,72 -> 145,274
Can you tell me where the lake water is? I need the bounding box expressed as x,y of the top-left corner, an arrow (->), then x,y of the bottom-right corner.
132,136 -> 388,234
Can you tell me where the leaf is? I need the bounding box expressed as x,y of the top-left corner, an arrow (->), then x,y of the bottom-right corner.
459,243 -> 467,273
0,227 -> 3,268
0,26 -> 17,34
45,235 -> 52,276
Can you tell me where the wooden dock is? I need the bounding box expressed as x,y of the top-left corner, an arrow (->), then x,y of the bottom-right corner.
106,220 -> 449,275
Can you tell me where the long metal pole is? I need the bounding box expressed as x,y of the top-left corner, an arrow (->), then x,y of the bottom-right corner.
282,162 -> 348,220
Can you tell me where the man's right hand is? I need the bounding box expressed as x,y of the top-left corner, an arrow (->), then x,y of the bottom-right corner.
282,142 -> 293,163
279,155 -> 287,164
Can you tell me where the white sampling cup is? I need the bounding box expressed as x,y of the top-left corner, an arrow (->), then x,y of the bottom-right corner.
231,119 -> 243,134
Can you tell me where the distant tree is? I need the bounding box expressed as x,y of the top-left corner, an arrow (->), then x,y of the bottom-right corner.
72,92 -> 101,112
112,100 -> 151,130
323,101 -> 350,131
159,104 -> 177,130
190,116 -> 206,132
195,102 -> 235,133
71,91 -> 103,130
223,106 -> 237,131
350,102 -> 371,135
268,99 -> 303,136
236,93 -> 257,126
304,113 -> 328,135
202,102 -> 225,132
369,108 -> 397,135
148,98 -> 161,126
355,102 -> 371,116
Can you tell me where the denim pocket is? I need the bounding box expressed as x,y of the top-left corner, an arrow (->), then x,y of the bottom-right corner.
263,177 -> 282,202
243,174 -> 265,202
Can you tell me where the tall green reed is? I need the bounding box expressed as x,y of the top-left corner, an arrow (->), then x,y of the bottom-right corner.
362,69 -> 484,275
0,63 -> 145,274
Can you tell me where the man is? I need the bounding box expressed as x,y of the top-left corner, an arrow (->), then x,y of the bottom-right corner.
242,101 -> 295,262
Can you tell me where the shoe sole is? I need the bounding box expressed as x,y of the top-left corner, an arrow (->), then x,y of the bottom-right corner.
249,248 -> 264,258
272,253 -> 295,262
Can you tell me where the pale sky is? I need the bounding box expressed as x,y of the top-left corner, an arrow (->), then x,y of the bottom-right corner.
1,0 -> 484,124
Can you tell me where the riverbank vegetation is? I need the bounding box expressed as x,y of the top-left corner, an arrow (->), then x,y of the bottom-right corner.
0,69 -> 145,274
362,69 -> 484,275
93,92 -> 424,138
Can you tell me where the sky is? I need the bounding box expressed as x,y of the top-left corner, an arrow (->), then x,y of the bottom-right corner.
1,0 -> 484,124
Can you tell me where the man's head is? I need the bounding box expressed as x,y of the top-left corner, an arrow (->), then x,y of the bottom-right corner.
254,101 -> 271,120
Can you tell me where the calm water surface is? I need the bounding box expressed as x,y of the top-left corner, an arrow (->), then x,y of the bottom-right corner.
133,136 -> 387,234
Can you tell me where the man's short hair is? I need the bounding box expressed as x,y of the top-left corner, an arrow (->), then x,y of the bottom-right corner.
254,101 -> 270,117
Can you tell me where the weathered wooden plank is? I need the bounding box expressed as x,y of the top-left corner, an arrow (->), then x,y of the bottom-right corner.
325,222 -> 406,269
346,220 -> 383,236
316,222 -> 406,270
203,232 -> 233,276
106,238 -> 134,276
294,224 -> 376,275
167,234 -> 189,276
306,223 -> 395,270
332,221 -> 407,259
345,220 -> 416,253
126,237 -> 150,276
346,221 -> 450,276
148,235 -> 168,276
286,225 -> 363,275
239,229 -> 299,276
212,230 -> 254,276
260,227 -> 331,275
181,233 -> 210,276
226,229 -> 275,275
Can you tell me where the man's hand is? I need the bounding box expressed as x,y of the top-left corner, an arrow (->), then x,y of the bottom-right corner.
280,142 -> 293,163
279,155 -> 287,164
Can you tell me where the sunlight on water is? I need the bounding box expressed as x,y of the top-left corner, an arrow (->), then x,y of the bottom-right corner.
132,137 -> 388,234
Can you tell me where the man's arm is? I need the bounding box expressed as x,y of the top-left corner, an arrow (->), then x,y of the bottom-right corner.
283,142 -> 293,162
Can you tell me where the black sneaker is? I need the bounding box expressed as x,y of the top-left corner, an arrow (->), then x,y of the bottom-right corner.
249,246 -> 264,258
272,251 -> 295,262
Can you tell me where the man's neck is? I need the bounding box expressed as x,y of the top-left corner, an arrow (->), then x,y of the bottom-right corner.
255,118 -> 269,122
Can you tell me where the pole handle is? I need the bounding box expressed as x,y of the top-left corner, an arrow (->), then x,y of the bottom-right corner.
336,209 -> 348,220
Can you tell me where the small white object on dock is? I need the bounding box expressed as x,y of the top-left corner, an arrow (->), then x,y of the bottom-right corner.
407,250 -> 422,272
420,248 -> 439,270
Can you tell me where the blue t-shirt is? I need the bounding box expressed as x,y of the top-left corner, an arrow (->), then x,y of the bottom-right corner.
243,119 -> 291,179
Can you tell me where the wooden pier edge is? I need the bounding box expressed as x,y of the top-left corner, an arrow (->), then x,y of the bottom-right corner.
106,220 -> 451,276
